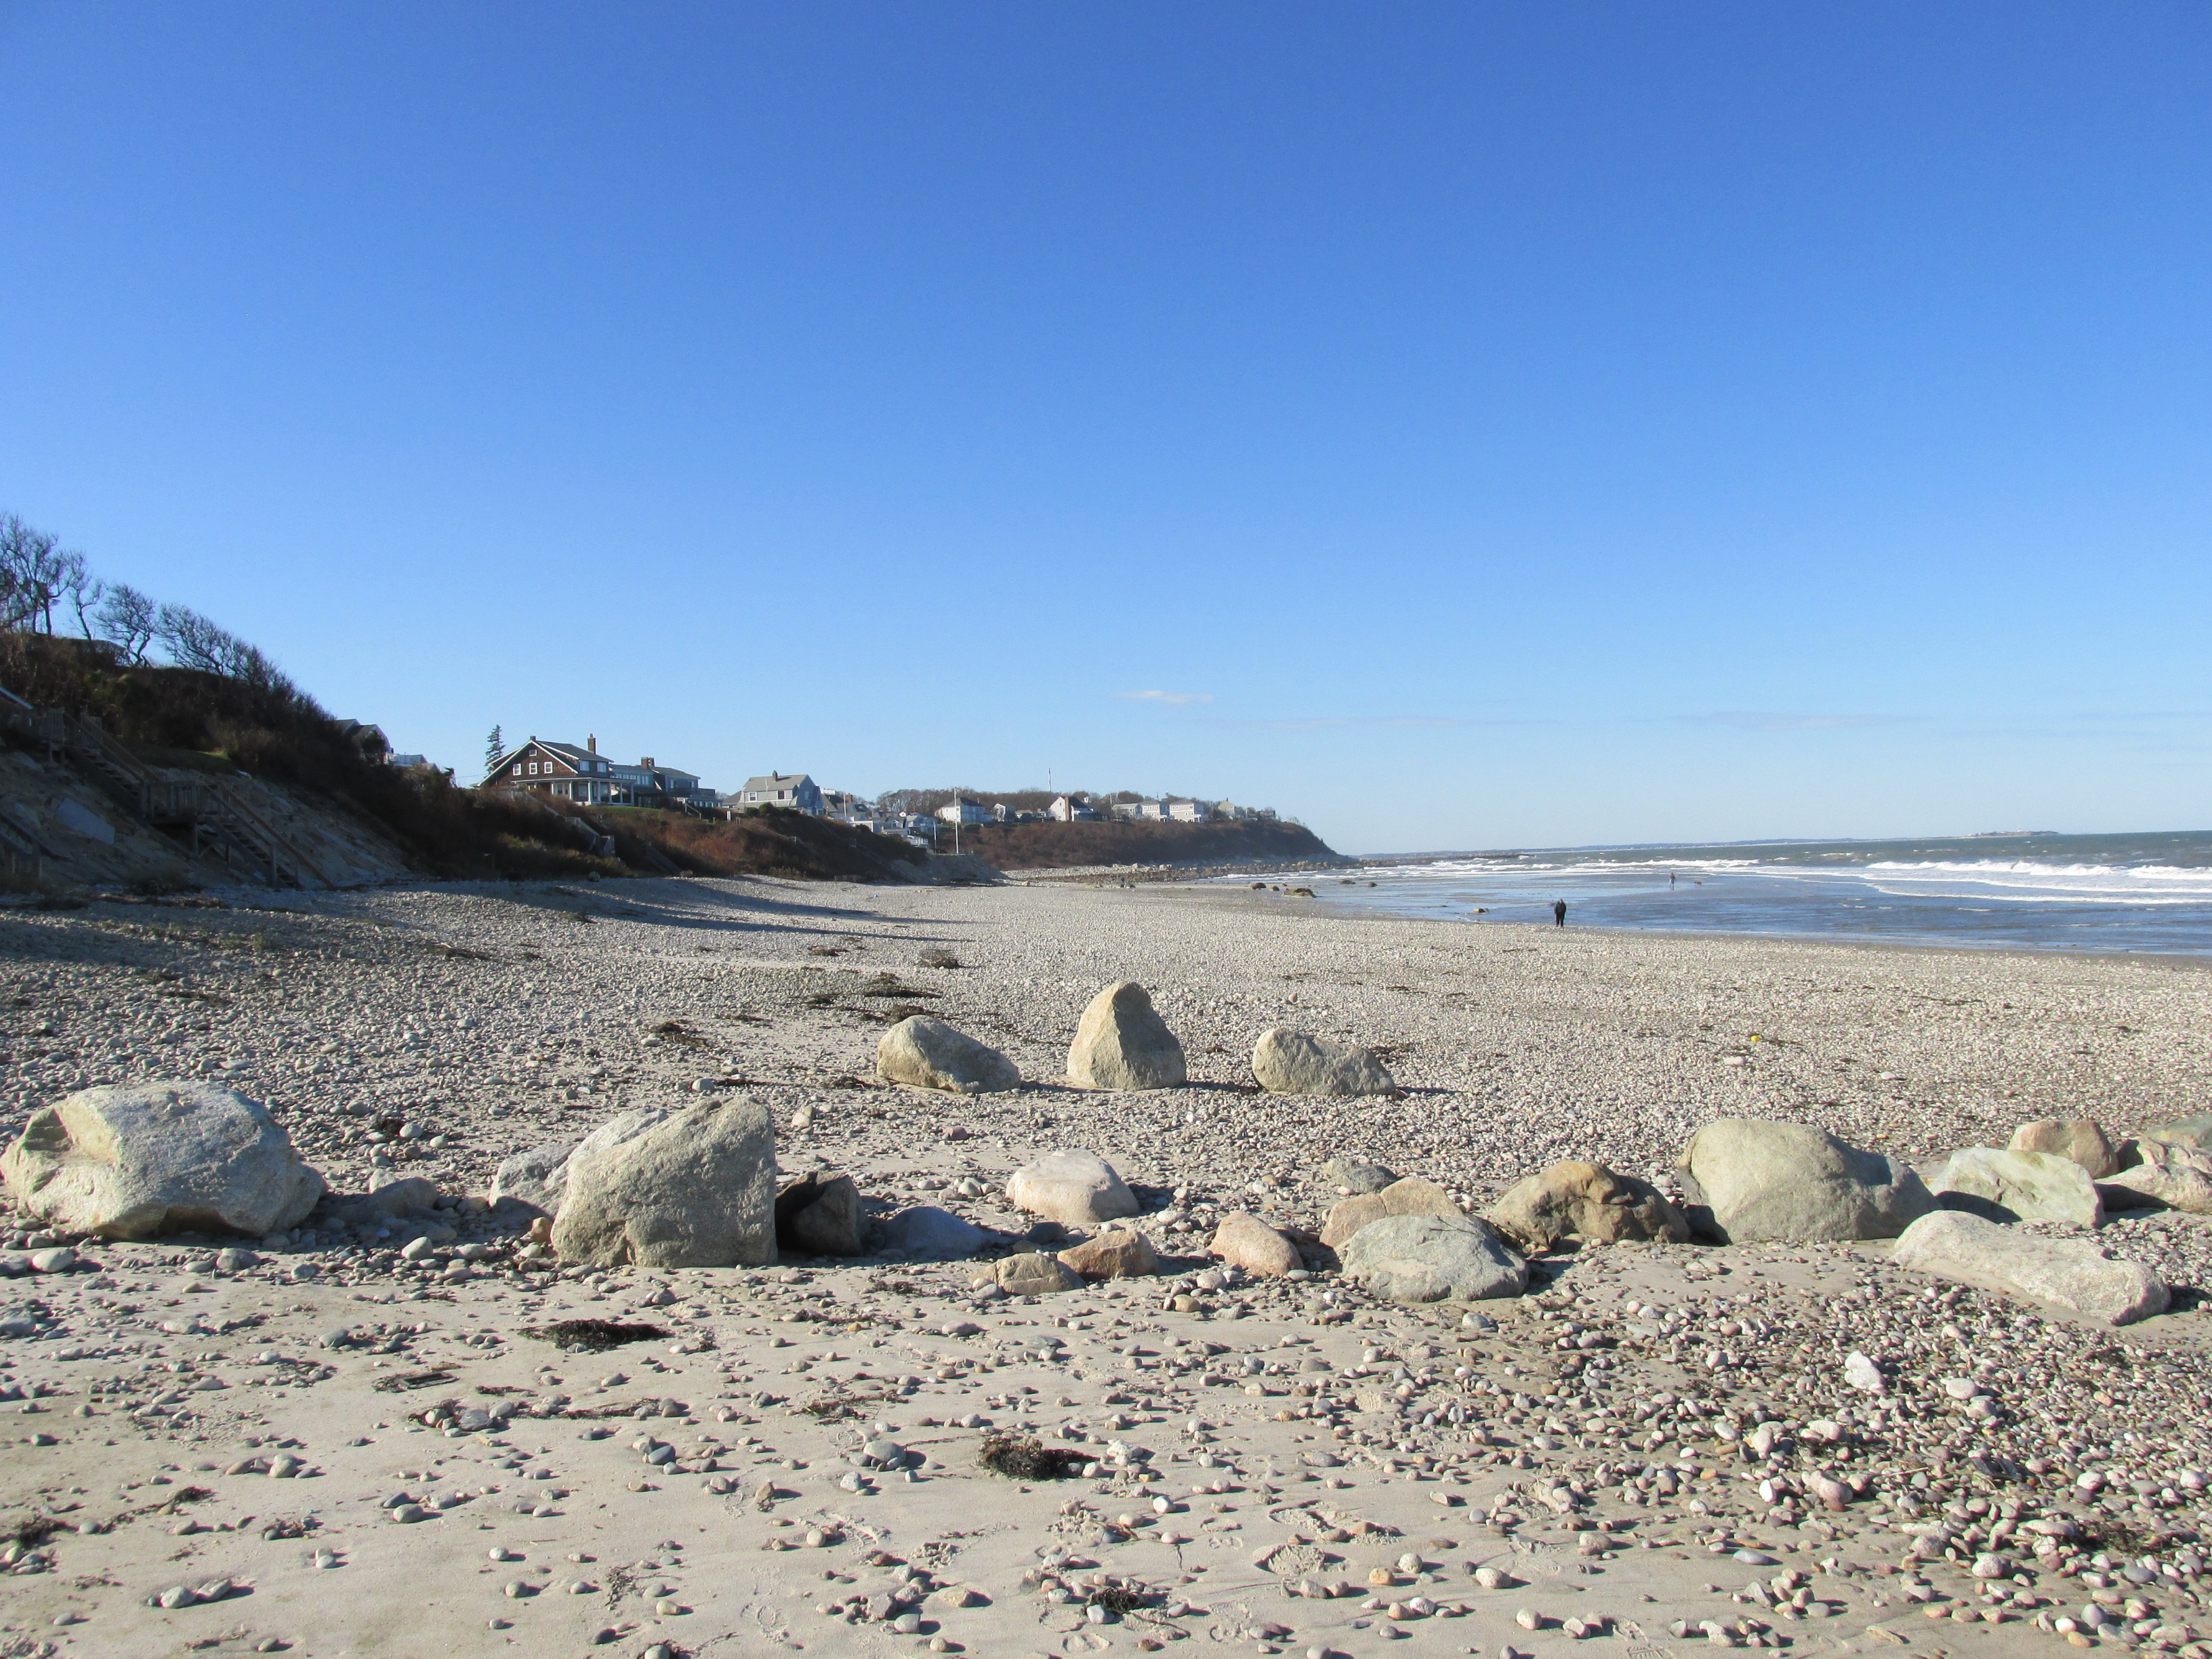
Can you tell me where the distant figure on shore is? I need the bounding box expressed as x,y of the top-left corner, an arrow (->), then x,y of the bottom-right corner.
1670,873 -> 1677,888
1553,900 -> 1567,927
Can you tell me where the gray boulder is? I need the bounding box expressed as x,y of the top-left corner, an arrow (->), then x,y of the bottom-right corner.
1338,1214 -> 1527,1303
1677,1118 -> 1935,1244
1006,1149 -> 1138,1227
362,1172 -> 443,1216
1893,1210 -> 2169,1326
1319,1176 -> 1462,1248
489,1143 -> 573,1214
1923,1147 -> 2102,1228
2007,1119 -> 2120,1179
1252,1030 -> 1397,1097
878,1017 -> 1021,1095
2100,1141 -> 2212,1214
876,1205 -> 987,1258
1317,1157 -> 1397,1195
2138,1114 -> 2212,1155
1066,982 -> 1187,1091
775,1173 -> 863,1256
994,1251 -> 1082,1294
0,1081 -> 323,1240
549,1099 -> 777,1269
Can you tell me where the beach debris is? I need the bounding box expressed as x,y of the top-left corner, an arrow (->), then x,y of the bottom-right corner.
1921,1146 -> 2103,1227
877,1015 -> 1021,1094
1,1080 -> 325,1240
1251,1029 -> 1397,1097
1319,1176 -> 1463,1249
1208,1210 -> 1303,1275
1481,1159 -> 1691,1252
775,1172 -> 864,1256
1066,981 -> 1187,1091
1677,1118 -> 1936,1243
1006,1149 -> 1139,1226
2007,1118 -> 2120,1178
1893,1208 -> 2170,1326
523,1319 -> 671,1351
1057,1226 -> 1161,1278
978,1436 -> 1088,1479
550,1098 -> 776,1268
1337,1212 -> 1528,1302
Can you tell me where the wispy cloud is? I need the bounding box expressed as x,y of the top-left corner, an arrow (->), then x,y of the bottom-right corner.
1204,714 -> 1543,732
1118,689 -> 1214,705
1683,712 -> 1912,733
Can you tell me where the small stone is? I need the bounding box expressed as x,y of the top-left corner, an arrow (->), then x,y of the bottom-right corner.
1842,1352 -> 1884,1394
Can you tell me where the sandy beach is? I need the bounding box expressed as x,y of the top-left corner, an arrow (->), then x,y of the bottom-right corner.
3,875 -> 2211,1659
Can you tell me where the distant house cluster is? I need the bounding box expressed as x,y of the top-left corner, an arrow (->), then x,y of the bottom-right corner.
475,746 -> 1279,845
483,735 -> 836,821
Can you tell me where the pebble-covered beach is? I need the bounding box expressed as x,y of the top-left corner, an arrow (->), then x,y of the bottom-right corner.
2,874 -> 2211,1659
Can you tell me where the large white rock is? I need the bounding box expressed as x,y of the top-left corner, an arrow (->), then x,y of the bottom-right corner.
1252,1029 -> 1397,1097
1923,1146 -> 2103,1228
1006,1149 -> 1138,1226
1066,982 -> 1187,1091
549,1099 -> 777,1269
0,1081 -> 324,1240
1677,1118 -> 1934,1243
1892,1209 -> 2169,1326
1338,1214 -> 1528,1303
877,1017 -> 1021,1094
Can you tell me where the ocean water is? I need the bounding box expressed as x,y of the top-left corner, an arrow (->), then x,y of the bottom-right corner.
1228,830 -> 2212,956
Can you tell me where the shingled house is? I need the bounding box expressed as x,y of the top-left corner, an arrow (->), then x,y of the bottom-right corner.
483,735 -> 621,804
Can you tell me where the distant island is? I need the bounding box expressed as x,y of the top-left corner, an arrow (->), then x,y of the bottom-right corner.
1968,830 -> 2061,838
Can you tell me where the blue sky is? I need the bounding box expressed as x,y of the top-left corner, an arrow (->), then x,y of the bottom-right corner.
3,3 -> 2207,854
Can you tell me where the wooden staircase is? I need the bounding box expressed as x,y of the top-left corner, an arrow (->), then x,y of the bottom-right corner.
0,701 -> 327,888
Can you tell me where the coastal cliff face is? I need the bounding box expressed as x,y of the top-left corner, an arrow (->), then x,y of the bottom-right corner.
959,817 -> 1336,870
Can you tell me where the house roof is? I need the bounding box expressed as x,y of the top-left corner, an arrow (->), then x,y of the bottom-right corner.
743,773 -> 813,793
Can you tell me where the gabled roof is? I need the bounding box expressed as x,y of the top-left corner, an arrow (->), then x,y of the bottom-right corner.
743,773 -> 813,792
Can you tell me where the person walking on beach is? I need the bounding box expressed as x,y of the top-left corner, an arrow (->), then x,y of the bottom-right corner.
1553,899 -> 1567,927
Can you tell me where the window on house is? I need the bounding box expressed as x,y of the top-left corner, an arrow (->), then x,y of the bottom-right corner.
512,763 -> 522,775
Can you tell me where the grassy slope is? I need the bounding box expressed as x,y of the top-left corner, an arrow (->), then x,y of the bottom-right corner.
960,817 -> 1336,869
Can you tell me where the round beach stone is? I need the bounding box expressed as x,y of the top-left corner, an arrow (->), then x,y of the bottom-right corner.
1251,1030 -> 1396,1098
1336,1213 -> 1527,1303
878,1017 -> 1021,1095
1006,1150 -> 1138,1226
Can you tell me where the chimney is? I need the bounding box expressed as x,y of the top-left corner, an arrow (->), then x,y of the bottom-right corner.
641,758 -> 655,769
588,735 -> 597,753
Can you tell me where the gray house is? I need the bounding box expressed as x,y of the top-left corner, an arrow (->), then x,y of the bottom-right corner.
740,773 -> 823,814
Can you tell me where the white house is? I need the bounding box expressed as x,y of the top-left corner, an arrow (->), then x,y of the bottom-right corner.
937,797 -> 990,825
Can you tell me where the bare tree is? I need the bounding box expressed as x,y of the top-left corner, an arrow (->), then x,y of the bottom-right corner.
94,584 -> 157,663
56,550 -> 100,636
0,515 -> 68,633
154,602 -> 232,673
